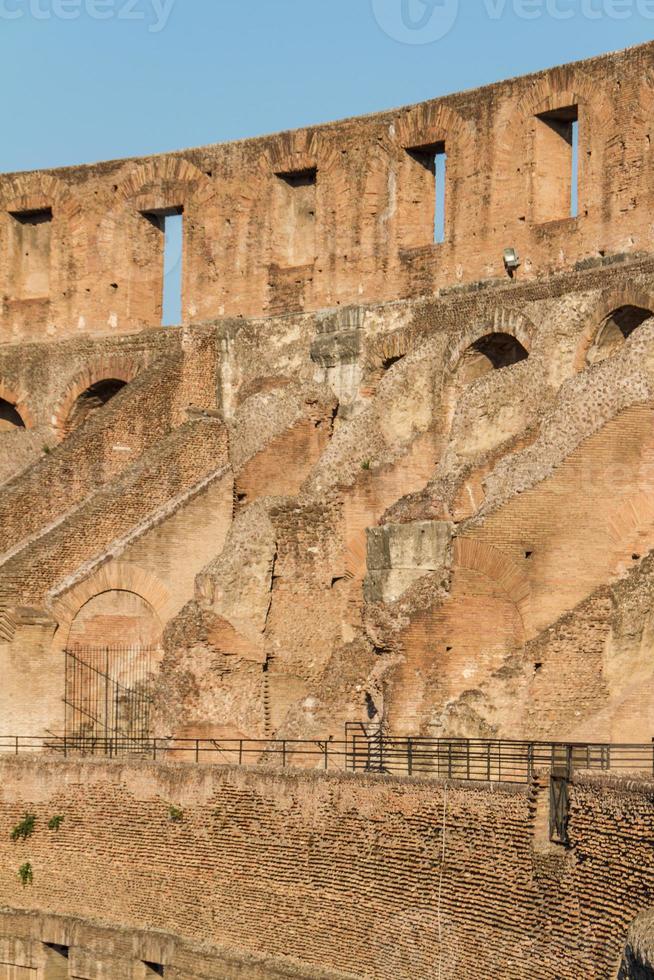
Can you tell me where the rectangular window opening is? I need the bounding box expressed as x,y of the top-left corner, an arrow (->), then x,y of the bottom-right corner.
142,206 -> 183,327
570,116 -> 579,217
11,207 -> 53,226
9,207 -> 53,299
406,141 -> 447,245
534,105 -> 578,223
272,168 -> 317,267
277,167 -> 317,189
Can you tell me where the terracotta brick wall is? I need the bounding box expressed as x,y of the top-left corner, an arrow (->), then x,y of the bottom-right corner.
1,44 -> 654,338
0,343 -> 211,560
0,758 -> 651,979
0,417 -> 229,605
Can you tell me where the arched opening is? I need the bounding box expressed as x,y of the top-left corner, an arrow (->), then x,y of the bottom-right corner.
66,378 -> 127,433
586,305 -> 653,365
457,333 -> 529,384
65,590 -> 162,748
0,398 -> 25,432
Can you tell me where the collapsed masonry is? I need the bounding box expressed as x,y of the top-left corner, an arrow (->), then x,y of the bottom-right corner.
2,37 -> 654,980
3,42 -> 654,747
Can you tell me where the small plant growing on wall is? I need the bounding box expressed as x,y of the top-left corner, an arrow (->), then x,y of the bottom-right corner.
361,459 -> 371,470
18,863 -> 33,887
48,815 -> 64,832
168,805 -> 183,823
11,813 -> 36,841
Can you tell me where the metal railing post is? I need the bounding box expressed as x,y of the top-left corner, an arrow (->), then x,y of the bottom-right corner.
195,739 -> 199,764
282,741 -> 287,768
324,741 -> 329,771
239,740 -> 243,766
407,737 -> 413,776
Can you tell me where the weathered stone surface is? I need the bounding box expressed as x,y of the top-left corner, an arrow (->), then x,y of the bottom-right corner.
3,41 -> 654,980
364,520 -> 453,602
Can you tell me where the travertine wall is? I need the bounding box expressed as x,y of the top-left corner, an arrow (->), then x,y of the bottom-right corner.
0,757 -> 651,979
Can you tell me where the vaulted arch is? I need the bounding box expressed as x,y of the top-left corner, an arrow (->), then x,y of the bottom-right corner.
574,287 -> 654,370
0,399 -> 25,431
455,332 -> 529,385
50,561 -> 173,652
446,311 -> 534,376
0,384 -> 33,431
51,357 -> 139,439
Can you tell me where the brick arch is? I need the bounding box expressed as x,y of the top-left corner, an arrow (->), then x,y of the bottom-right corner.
258,125 -> 344,175
392,101 -> 475,162
0,382 -> 34,430
360,325 -> 422,396
51,356 -> 140,439
514,71 -> 609,137
574,286 -> 654,372
117,155 -> 216,209
445,311 -> 535,375
364,326 -> 419,374
453,537 -> 531,614
515,73 -> 599,121
49,562 -> 172,651
260,129 -> 318,177
0,171 -> 84,239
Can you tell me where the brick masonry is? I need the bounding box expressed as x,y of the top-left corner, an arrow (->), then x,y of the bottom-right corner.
2,40 -> 654,979
0,758 -> 650,979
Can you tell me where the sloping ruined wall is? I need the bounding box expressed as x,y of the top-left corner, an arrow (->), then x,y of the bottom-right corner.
6,246 -> 654,746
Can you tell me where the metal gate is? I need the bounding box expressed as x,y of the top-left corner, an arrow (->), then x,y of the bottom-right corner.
549,745 -> 573,845
64,645 -> 156,752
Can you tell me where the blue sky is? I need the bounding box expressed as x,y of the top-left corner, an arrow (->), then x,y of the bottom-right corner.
0,0 -> 653,174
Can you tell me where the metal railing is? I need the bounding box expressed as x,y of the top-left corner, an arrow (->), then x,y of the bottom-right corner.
0,734 -> 354,771
2,733 -> 654,784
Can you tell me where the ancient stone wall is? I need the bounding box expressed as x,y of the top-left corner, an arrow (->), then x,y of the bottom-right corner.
1,43 -> 654,340
0,757 -> 651,979
4,40 -> 654,980
5,246 -> 654,743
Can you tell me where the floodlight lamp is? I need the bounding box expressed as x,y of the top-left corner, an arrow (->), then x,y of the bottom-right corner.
503,247 -> 521,271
